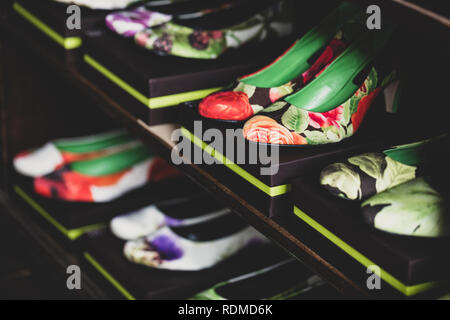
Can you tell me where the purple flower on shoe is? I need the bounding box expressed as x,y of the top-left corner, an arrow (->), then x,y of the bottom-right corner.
149,235 -> 183,261
106,7 -> 172,37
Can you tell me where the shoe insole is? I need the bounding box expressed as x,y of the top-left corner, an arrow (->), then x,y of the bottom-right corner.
170,211 -> 248,242
167,0 -> 277,31
144,0 -> 243,16
156,194 -> 230,220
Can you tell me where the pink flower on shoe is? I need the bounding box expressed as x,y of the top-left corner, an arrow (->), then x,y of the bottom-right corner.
308,105 -> 344,129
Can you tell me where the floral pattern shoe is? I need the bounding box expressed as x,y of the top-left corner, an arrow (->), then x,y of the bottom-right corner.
361,177 -> 450,238
105,2 -> 239,37
13,130 -> 135,177
106,6 -> 172,37
33,144 -> 180,202
198,2 -> 362,121
124,212 -> 270,271
53,0 -> 140,10
243,26 -> 399,146
320,135 -> 448,200
134,1 -> 295,59
191,260 -> 326,300
110,195 -> 230,240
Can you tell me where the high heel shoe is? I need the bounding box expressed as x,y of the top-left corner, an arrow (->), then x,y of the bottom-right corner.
13,130 -> 135,177
134,0 -> 295,59
320,135 -> 448,201
361,177 -> 450,238
106,1 -> 242,37
33,144 -> 180,202
243,24 -> 398,146
123,212 -> 270,271
198,2 -> 361,121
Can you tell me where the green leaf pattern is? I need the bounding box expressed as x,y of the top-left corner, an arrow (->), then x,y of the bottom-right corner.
261,101 -> 288,113
362,178 -> 450,238
281,106 -> 309,133
320,163 -> 362,200
235,82 -> 256,99
321,153 -> 418,201
348,153 -> 417,194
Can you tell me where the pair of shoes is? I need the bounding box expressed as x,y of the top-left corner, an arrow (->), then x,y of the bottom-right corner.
320,135 -> 450,238
13,131 -> 179,202
114,196 -> 270,271
107,0 -> 295,59
199,3 -> 400,145
191,259 -> 327,300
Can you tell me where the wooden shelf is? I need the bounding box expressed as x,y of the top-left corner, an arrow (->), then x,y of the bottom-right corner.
1,11 -> 448,299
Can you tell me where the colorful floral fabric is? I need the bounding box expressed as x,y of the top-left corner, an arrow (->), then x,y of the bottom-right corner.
319,135 -> 449,200
106,6 -> 172,37
243,67 -> 394,145
361,177 -> 450,238
105,2 -> 240,37
30,142 -> 180,203
199,38 -> 348,121
34,157 -> 179,202
134,2 -> 294,59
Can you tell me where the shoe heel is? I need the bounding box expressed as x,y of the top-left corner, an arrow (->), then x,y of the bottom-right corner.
383,79 -> 401,113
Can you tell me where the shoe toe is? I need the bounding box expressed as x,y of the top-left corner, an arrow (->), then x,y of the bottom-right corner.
14,143 -> 63,177
199,91 -> 254,121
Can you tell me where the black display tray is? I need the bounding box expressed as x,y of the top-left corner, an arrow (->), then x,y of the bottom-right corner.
10,0 -> 109,65
82,229 -> 290,300
290,172 -> 450,296
12,174 -> 202,240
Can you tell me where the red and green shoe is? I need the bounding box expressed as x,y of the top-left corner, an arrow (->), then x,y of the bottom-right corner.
34,144 -> 180,202
198,2 -> 362,121
243,24 -> 399,146
14,130 -> 138,178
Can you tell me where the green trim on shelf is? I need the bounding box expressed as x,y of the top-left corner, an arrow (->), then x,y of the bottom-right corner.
83,54 -> 221,109
84,252 -> 136,300
13,2 -> 82,50
14,185 -> 106,240
293,206 -> 439,296
181,127 -> 290,197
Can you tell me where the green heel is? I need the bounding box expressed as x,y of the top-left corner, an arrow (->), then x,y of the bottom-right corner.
285,26 -> 395,112
240,2 -> 360,88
